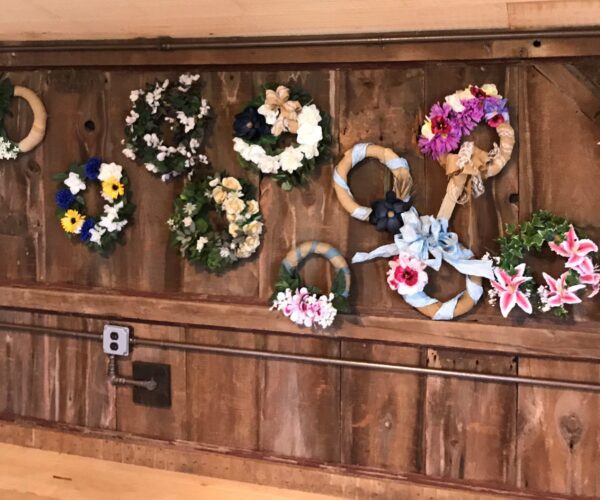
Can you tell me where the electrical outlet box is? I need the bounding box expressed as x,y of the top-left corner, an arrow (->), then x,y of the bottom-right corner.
102,324 -> 130,357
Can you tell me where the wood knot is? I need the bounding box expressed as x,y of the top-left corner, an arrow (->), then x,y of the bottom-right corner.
559,413 -> 583,450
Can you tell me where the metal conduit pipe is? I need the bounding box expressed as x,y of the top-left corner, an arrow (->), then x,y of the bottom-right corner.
0,29 -> 598,52
0,321 -> 599,393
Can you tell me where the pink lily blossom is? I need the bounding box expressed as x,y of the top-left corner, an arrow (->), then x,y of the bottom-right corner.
549,225 -> 598,268
490,263 -> 533,318
542,271 -> 586,307
574,257 -> 600,298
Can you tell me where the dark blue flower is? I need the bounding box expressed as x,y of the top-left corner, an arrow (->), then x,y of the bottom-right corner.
80,218 -> 96,242
233,106 -> 270,141
85,157 -> 102,180
55,189 -> 75,210
369,191 -> 412,234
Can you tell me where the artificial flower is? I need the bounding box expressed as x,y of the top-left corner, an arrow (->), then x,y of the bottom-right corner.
271,287 -> 337,329
55,189 -> 75,210
211,186 -> 227,204
196,236 -> 208,253
420,120 -> 434,140
98,162 -> 123,182
222,177 -> 242,191
480,84 -> 500,97
258,85 -> 302,135
490,263 -> 533,318
483,97 -> 509,127
369,191 -> 411,234
61,209 -> 85,234
418,103 -> 461,159
279,145 -> 304,173
89,226 -> 106,245
0,136 -> 19,160
452,98 -> 484,135
64,172 -> 86,195
246,199 -> 260,215
549,225 -> 598,268
445,93 -> 466,113
233,106 -> 270,141
243,220 -> 263,237
80,218 -> 96,242
228,222 -> 240,237
102,177 -> 125,200
183,216 -> 193,227
222,196 -> 245,215
574,257 -> 600,297
542,271 -> 586,308
387,253 -> 428,295
84,157 -> 102,180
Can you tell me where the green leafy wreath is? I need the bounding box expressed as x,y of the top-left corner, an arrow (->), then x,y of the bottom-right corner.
232,83 -> 331,191
487,210 -> 599,318
122,73 -> 211,182
168,173 -> 264,272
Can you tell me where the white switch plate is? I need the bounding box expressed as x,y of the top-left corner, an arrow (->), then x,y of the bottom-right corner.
103,324 -> 130,357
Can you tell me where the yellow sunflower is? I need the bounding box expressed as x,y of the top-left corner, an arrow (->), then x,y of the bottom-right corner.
60,209 -> 85,234
102,176 -> 125,200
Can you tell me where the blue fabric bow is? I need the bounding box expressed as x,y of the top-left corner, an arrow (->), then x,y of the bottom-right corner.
352,207 -> 494,280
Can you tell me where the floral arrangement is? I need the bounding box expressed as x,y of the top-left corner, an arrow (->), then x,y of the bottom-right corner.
486,210 -> 599,318
233,84 -> 331,191
370,191 -> 412,234
122,73 -> 211,182
0,76 -> 20,160
271,259 -> 350,329
419,83 -> 509,160
167,174 -> 263,272
53,158 -> 134,253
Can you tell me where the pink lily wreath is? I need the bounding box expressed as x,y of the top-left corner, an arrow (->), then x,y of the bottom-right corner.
485,210 -> 599,318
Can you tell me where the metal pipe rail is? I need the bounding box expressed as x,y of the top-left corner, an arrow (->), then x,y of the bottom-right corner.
1,321 -> 599,393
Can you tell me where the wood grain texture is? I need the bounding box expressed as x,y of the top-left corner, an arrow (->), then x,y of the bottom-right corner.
0,0 -> 599,41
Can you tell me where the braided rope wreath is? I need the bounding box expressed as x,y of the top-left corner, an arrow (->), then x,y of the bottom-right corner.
486,211 -> 599,319
418,83 -> 515,220
333,143 -> 413,233
168,173 -> 263,272
54,158 -> 134,253
122,73 -> 210,182
0,76 -> 47,159
271,241 -> 351,329
233,84 -> 331,191
352,208 -> 494,320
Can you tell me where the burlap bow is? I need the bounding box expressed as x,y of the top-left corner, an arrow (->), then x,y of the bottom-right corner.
437,122 -> 515,220
262,86 -> 302,136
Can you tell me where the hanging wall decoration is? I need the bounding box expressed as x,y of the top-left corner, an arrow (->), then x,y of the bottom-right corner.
418,84 -> 515,220
352,208 -> 494,320
168,173 -> 263,272
485,210 -> 599,318
122,73 -> 211,182
232,84 -> 331,191
271,241 -> 351,329
0,75 -> 47,160
54,158 -> 134,253
333,143 -> 413,233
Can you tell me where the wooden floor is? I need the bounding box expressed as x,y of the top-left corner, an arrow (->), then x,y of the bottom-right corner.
0,443 -> 338,500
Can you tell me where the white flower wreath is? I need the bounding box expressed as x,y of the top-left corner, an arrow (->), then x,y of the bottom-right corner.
232,84 -> 330,191
122,73 -> 211,182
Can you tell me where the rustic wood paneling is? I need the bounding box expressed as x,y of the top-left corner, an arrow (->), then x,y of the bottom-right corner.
517,357 -> 600,498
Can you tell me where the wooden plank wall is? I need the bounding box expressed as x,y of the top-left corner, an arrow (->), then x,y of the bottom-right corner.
0,53 -> 599,498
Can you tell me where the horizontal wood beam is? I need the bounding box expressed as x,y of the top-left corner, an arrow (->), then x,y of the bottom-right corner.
0,31 -> 599,68
0,418 -> 557,499
1,284 -> 599,360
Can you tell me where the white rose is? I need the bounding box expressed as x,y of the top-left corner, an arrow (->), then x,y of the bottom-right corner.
298,143 -> 319,160
258,156 -> 280,174
98,162 -> 123,182
257,104 -> 279,125
246,199 -> 260,215
64,172 -> 86,195
243,220 -> 263,236
420,120 -> 434,140
228,223 -> 240,237
444,93 -> 465,113
223,196 -> 245,215
222,177 -> 242,191
481,83 -> 500,97
248,144 -> 267,165
279,145 -> 304,173
212,186 -> 227,204
297,104 -> 321,126
183,216 -> 193,227
296,123 -> 323,148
